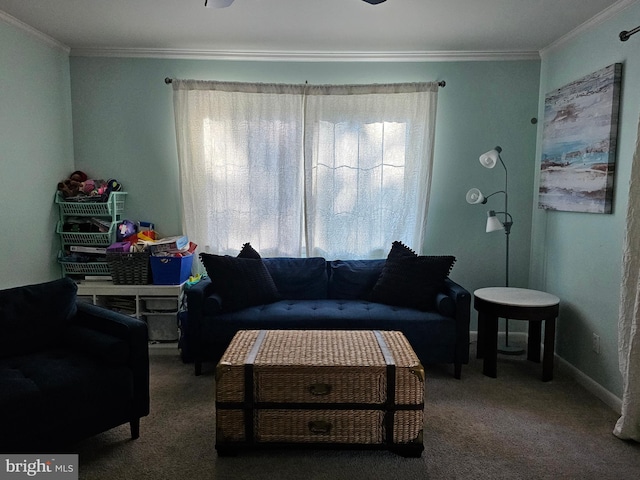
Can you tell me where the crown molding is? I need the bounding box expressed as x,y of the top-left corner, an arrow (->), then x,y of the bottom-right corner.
69,47 -> 540,62
540,0 -> 638,58
0,10 -> 70,54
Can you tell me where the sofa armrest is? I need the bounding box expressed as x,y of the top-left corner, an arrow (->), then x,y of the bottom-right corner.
185,278 -> 218,372
70,302 -> 150,418
442,278 -> 471,366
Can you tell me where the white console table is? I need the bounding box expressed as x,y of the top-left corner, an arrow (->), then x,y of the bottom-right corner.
75,280 -> 186,343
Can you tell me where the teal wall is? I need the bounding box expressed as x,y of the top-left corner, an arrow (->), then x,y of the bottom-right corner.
532,1 -> 640,396
69,57 -> 540,330
0,19 -> 73,289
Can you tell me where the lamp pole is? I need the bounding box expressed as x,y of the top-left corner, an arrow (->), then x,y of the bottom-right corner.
468,146 -> 523,355
496,150 -> 522,355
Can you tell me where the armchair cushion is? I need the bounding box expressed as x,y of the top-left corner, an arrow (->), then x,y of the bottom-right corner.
64,325 -> 130,365
0,278 -> 77,358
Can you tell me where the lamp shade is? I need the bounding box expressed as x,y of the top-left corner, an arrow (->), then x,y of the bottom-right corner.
466,188 -> 486,205
205,0 -> 234,7
479,148 -> 502,169
486,210 -> 504,233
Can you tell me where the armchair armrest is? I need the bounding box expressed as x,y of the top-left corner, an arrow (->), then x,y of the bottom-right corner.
70,302 -> 149,418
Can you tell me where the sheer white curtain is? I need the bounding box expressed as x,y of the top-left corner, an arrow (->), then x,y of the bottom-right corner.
172,80 -> 305,258
172,79 -> 439,260
614,115 -> 640,442
304,83 -> 439,258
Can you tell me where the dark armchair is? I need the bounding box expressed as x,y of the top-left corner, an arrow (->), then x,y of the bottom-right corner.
0,278 -> 150,452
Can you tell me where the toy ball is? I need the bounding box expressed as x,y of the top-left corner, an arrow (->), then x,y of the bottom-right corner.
107,178 -> 122,192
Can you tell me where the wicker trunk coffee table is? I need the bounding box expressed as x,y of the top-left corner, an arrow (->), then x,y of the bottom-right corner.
215,329 -> 425,457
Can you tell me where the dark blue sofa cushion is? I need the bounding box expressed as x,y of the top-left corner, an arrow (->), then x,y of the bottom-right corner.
328,259 -> 386,300
263,257 -> 328,299
0,278 -> 77,358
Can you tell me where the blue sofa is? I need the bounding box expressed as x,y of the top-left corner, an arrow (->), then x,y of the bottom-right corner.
0,278 -> 150,452
184,254 -> 471,378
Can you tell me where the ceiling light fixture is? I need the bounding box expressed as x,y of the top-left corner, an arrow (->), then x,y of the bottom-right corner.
205,0 -> 234,7
205,0 -> 386,6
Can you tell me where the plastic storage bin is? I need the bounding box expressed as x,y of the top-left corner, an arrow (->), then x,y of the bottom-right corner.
150,254 -> 193,285
141,297 -> 179,311
57,220 -> 115,246
55,191 -> 126,218
144,313 -> 179,342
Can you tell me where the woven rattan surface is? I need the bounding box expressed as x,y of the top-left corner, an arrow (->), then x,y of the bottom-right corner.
219,330 -> 419,366
216,409 -> 424,444
217,330 -> 423,405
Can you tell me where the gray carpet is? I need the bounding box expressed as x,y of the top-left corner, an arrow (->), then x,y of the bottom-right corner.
72,342 -> 640,479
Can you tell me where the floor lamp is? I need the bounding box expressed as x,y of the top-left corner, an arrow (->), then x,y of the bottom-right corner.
466,146 -> 524,355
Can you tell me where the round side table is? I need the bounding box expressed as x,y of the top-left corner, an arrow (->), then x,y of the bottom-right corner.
474,287 -> 560,382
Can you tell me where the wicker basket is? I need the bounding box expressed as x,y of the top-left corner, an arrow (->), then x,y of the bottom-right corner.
106,251 -> 151,285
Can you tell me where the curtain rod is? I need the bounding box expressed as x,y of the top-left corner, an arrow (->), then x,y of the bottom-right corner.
620,25 -> 640,41
164,77 -> 446,87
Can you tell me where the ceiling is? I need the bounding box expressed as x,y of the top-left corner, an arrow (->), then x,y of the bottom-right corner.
0,0 -> 631,59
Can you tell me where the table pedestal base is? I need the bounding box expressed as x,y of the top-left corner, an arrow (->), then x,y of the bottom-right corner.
474,288 -> 560,382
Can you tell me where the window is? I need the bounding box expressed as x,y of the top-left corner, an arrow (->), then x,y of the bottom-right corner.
172,80 -> 439,259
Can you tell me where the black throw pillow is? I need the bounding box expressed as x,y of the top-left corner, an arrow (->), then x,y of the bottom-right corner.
370,241 -> 456,311
200,252 -> 280,312
238,242 -> 261,259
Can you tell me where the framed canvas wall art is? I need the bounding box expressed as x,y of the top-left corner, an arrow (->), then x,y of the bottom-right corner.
539,63 -> 622,213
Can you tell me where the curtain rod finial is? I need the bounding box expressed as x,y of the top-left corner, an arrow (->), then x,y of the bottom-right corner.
165,77 -> 173,84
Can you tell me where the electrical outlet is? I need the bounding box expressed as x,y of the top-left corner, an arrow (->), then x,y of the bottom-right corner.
592,333 -> 600,354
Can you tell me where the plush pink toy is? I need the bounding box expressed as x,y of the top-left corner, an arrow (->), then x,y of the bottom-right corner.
82,179 -> 95,194
80,179 -> 108,196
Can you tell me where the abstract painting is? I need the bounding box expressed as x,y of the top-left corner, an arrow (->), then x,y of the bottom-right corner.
539,63 -> 622,213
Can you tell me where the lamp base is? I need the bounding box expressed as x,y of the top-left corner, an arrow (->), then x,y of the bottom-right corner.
498,343 -> 525,355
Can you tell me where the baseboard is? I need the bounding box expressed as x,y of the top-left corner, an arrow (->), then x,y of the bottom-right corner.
470,330 -> 622,414
555,355 -> 622,414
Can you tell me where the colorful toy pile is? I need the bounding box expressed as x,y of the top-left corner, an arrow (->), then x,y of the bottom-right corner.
107,221 -> 196,285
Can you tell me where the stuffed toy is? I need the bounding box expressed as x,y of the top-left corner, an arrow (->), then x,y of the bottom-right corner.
57,172 -> 121,199
57,171 -> 88,198
106,179 -> 122,193
57,178 -> 82,198
80,179 -> 109,196
117,220 -> 138,242
70,170 -> 87,183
